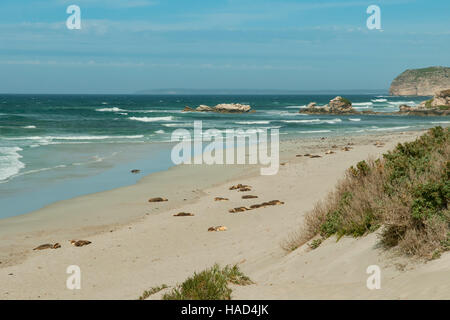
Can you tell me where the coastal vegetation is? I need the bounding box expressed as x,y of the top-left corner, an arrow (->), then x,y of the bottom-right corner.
285,127 -> 449,259
162,264 -> 252,300
138,284 -> 168,300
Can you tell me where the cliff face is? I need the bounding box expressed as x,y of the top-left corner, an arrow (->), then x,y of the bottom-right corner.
389,66 -> 450,96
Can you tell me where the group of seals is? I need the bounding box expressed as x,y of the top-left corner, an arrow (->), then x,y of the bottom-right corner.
229,184 -> 252,192
33,240 -> 91,251
70,240 -> 92,247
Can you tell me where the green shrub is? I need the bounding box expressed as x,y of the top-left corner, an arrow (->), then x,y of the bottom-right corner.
162,264 -> 252,300
296,126 -> 450,259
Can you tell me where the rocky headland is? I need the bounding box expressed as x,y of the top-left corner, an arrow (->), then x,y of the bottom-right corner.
389,66 -> 450,96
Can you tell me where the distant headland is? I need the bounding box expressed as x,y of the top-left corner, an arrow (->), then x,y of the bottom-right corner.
389,66 -> 450,96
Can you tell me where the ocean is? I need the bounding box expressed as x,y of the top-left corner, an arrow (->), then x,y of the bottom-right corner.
1,94 -> 448,218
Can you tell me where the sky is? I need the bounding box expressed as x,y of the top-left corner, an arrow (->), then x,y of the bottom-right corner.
0,0 -> 449,94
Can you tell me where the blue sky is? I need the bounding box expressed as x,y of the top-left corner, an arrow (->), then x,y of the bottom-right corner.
0,0 -> 449,93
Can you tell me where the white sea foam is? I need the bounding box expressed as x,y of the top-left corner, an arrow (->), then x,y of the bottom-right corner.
162,123 -> 193,127
298,130 -> 332,133
349,118 -> 361,122
431,121 -> 450,124
285,105 -> 306,109
23,125 -> 36,129
371,99 -> 387,102
128,116 -> 174,122
155,130 -> 165,134
96,107 -> 126,112
234,121 -> 271,125
282,118 -> 341,124
281,119 -> 321,123
0,146 -> 25,182
369,126 -> 411,132
353,102 -> 373,106
387,101 -> 416,105
5,135 -> 144,141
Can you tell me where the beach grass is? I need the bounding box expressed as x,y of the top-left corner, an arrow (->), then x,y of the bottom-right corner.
138,284 -> 168,300
285,126 -> 449,259
162,264 -> 252,300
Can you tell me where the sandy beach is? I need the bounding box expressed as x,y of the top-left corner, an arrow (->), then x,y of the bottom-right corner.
1,129 -> 449,300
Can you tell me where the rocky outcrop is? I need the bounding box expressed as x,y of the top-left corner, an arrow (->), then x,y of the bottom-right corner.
429,89 -> 450,107
329,96 -> 353,113
389,66 -> 450,96
301,96 -> 357,114
183,103 -> 252,113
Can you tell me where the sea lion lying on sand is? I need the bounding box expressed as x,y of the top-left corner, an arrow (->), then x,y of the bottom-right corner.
250,200 -> 285,209
229,207 -> 251,213
208,226 -> 228,232
148,197 -> 168,202
214,197 -> 229,201
242,195 -> 258,199
173,212 -> 194,217
33,243 -> 61,250
229,184 -> 251,190
70,240 -> 91,247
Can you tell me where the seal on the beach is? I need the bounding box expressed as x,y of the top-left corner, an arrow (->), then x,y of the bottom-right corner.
33,243 -> 61,250
148,197 -> 168,202
250,200 -> 285,209
242,195 -> 258,199
208,226 -> 228,232
70,240 -> 92,247
325,150 -> 335,155
173,212 -> 194,217
229,184 -> 251,190
229,207 -> 250,213
214,197 -> 229,201
342,146 -> 352,151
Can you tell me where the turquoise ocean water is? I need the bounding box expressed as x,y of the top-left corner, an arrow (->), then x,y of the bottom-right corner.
1,94 -> 448,219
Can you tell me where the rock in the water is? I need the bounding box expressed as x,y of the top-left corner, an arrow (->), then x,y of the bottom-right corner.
183,103 -> 252,113
329,96 -> 353,113
196,105 -> 214,112
307,102 -> 317,109
214,103 -> 251,113
183,106 -> 194,112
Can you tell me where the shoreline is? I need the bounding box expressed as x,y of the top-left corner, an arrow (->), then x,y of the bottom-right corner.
2,128 -> 449,299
